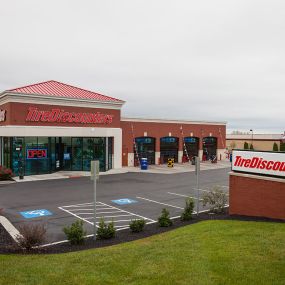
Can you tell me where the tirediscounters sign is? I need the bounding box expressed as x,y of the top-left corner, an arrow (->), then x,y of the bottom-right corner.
232,150 -> 285,178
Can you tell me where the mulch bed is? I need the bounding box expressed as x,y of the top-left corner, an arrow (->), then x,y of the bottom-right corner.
0,224 -> 17,251
0,210 -> 284,255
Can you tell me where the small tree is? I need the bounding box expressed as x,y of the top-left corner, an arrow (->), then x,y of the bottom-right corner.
63,220 -> 86,245
97,217 -> 116,239
181,198 -> 195,221
244,142 -> 249,149
249,143 -> 254,150
202,186 -> 228,214
129,219 -> 146,233
281,142 -> 285,152
273,142 -> 279,152
158,208 -> 173,227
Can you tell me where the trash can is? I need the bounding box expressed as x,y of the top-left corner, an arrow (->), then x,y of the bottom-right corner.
140,158 -> 148,170
191,157 -> 196,165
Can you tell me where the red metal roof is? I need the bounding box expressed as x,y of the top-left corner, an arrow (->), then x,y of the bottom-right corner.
7,80 -> 123,103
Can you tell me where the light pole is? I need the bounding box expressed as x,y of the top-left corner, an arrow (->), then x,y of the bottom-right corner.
250,129 -> 253,149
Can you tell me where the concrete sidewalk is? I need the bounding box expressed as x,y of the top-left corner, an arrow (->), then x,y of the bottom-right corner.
125,160 -> 231,174
11,160 -> 231,182
13,168 -> 129,183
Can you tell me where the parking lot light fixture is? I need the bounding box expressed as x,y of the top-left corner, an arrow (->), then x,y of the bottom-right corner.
250,129 -> 253,147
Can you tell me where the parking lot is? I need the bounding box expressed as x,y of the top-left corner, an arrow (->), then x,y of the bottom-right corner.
0,166 -> 230,244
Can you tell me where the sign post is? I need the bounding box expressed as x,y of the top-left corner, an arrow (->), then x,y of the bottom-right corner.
90,160 -> 100,240
195,156 -> 200,216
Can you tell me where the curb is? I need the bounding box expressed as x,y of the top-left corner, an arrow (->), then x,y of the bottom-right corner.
0,216 -> 22,243
0,180 -> 16,185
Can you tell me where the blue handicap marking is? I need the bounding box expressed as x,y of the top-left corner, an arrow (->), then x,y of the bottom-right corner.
112,198 -> 138,205
20,209 -> 52,219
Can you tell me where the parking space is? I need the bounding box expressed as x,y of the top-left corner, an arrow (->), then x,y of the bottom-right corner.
0,167 -> 230,244
59,201 -> 155,230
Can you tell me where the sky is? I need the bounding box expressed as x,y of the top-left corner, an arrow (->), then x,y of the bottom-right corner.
0,0 -> 284,134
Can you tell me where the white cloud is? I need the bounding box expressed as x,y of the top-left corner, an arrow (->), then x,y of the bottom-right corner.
0,0 -> 284,133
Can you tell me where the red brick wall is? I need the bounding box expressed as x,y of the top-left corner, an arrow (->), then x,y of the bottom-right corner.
121,120 -> 226,152
229,172 -> 285,220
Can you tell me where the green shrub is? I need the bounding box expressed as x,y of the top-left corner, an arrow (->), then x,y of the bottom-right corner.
202,186 -> 228,214
281,142 -> 285,152
244,142 -> 249,149
181,198 -> 195,221
158,208 -> 173,227
96,217 -> 116,239
249,143 -> 254,150
63,220 -> 86,245
273,142 -> 279,151
0,166 -> 13,181
129,219 -> 146,233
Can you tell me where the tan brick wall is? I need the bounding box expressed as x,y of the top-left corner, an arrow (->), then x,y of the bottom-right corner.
227,139 -> 281,151
229,172 -> 285,220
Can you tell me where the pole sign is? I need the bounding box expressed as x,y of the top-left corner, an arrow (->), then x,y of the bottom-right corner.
90,160 -> 100,181
232,150 -> 285,178
195,156 -> 200,215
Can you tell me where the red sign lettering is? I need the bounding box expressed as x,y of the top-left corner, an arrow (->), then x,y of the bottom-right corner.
25,107 -> 113,125
27,149 -> 47,159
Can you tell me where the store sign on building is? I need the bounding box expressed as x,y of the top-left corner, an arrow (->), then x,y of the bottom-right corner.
0,109 -> 6,122
27,149 -> 48,159
232,150 -> 285,178
25,107 -> 113,125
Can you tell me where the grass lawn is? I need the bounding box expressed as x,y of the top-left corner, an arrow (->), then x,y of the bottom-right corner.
0,220 -> 284,285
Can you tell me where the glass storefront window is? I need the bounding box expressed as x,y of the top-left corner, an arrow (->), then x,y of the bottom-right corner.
83,138 -> 95,171
37,137 -> 50,174
72,137 -> 83,171
12,137 -> 25,176
62,137 -> 72,170
3,136 -> 109,176
3,137 -> 11,169
107,137 -> 113,170
94,138 -> 106,171
25,137 -> 39,175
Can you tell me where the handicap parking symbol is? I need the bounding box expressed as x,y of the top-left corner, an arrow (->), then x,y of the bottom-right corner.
111,198 -> 138,205
20,209 -> 52,219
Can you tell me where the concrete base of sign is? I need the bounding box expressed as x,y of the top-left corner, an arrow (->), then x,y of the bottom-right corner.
229,172 -> 285,220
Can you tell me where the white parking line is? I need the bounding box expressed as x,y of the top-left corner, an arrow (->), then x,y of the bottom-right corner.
58,206 -> 94,225
61,202 -> 94,208
136,196 -> 184,209
71,207 -> 111,211
95,214 -> 132,218
167,192 -> 203,201
192,188 -> 229,196
99,201 -> 156,222
59,201 -> 155,228
96,209 -> 121,214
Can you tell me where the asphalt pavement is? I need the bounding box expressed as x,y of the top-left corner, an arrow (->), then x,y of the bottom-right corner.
0,167 -> 230,244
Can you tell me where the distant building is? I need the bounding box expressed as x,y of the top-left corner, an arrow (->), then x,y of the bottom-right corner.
226,133 -> 285,151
